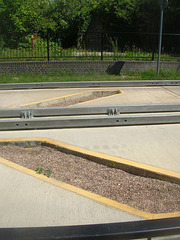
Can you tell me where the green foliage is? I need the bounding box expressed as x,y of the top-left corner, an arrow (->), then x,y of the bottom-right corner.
121,70 -> 180,80
134,0 -> 160,33
3,0 -> 56,33
36,167 -> 52,178
140,69 -> 180,80
36,167 -> 43,174
1,71 -> 180,84
0,0 -> 58,47
109,162 -> 116,168
108,36 -> 119,53
164,0 -> 180,33
0,0 -> 179,51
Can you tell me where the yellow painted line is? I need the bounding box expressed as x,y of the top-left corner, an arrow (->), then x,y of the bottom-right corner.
0,137 -> 180,220
10,91 -> 88,108
9,89 -> 123,108
42,138 -> 180,182
0,138 -> 179,182
8,106 -> 17,109
74,89 -> 124,106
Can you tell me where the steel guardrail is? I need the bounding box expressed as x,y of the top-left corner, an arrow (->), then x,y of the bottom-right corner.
0,104 -> 180,118
0,217 -> 180,240
0,80 -> 180,90
0,113 -> 180,131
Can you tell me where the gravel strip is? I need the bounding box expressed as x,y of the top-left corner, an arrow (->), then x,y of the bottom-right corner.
48,95 -> 102,107
46,91 -> 119,107
0,144 -> 180,214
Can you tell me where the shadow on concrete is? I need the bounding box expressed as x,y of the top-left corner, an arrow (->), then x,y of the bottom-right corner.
106,61 -> 125,75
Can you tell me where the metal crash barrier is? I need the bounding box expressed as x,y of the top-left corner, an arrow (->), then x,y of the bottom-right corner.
0,217 -> 180,240
0,80 -> 180,90
0,103 -> 180,131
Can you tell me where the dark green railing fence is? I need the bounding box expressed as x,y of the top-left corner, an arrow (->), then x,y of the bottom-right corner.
0,32 -> 179,61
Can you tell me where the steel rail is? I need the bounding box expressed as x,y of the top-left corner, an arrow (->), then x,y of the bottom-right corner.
0,80 -> 180,90
0,103 -> 180,118
0,217 -> 180,240
0,113 -> 180,131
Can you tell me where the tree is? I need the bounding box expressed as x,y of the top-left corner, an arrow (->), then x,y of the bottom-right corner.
164,0 -> 180,33
85,0 -> 138,32
0,0 -> 57,47
0,0 -> 179,50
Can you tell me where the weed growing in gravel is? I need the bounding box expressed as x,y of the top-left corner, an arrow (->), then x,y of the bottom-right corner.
36,167 -> 52,178
36,167 -> 43,174
110,162 -> 116,167
44,169 -> 52,178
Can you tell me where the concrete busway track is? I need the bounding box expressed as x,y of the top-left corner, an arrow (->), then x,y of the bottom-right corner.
0,81 -> 180,233
0,80 -> 180,131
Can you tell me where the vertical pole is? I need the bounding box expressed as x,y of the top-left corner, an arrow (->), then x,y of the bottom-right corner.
47,30 -> 50,61
101,33 -> 104,61
157,5 -> 164,75
151,32 -> 155,61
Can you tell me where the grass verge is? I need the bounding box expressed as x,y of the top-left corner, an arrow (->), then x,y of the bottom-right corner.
0,70 -> 180,84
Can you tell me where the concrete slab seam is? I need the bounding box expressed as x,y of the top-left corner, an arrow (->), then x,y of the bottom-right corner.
0,137 -> 179,220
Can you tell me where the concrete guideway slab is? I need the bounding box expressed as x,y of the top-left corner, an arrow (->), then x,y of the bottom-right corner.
0,162 -> 142,228
1,86 -> 180,109
0,88 -> 92,109
76,86 -> 180,107
0,126 -> 180,227
0,84 -> 180,230
1,138 -> 179,218
163,86 -> 180,97
0,124 -> 180,173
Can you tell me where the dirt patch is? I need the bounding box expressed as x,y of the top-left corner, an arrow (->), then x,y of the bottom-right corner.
0,144 -> 180,214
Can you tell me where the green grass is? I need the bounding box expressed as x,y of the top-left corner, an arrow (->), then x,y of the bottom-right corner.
0,70 -> 180,84
120,70 -> 180,80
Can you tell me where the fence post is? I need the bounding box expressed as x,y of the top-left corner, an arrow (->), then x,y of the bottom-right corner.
101,33 -> 104,61
47,30 -> 50,61
151,52 -> 154,61
151,33 -> 156,61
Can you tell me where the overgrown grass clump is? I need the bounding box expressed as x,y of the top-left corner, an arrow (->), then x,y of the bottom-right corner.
0,70 -> 179,84
120,70 -> 180,80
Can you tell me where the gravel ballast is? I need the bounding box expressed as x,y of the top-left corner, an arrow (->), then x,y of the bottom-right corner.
0,144 -> 180,214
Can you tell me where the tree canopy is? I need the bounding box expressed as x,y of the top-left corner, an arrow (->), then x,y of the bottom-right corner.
0,0 -> 179,48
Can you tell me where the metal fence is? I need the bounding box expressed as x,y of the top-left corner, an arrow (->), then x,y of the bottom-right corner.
0,31 -> 179,61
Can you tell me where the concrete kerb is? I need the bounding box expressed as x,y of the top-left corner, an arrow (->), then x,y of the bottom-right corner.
0,137 -> 180,220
